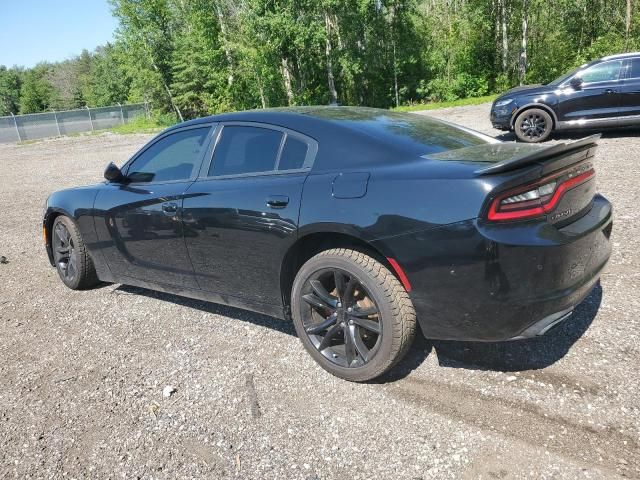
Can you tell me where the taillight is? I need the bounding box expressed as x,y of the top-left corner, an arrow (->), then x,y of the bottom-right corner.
487,167 -> 595,221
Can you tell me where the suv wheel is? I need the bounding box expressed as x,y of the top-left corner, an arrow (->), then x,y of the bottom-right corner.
291,248 -> 416,382
514,108 -> 553,143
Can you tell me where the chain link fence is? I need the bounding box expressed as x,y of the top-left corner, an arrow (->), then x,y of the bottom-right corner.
0,103 -> 149,144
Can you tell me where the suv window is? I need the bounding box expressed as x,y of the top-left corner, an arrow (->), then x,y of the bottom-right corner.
578,60 -> 622,84
127,127 -> 210,183
627,58 -> 640,79
209,126 -> 283,176
278,136 -> 308,170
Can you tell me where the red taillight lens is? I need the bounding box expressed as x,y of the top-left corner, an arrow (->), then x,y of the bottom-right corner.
487,167 -> 595,221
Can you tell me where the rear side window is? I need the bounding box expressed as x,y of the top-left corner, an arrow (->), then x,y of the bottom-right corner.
209,126 -> 283,176
127,127 -> 210,183
278,136 -> 308,170
628,58 -> 640,79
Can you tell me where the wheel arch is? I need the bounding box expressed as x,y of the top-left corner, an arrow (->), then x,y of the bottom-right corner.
279,230 -> 400,316
511,103 -> 558,129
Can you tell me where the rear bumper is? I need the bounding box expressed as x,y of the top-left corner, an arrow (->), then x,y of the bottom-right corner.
373,194 -> 612,341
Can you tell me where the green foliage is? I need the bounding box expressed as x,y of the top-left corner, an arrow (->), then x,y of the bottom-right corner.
393,94 -> 499,112
108,111 -> 176,133
2,0 -> 639,117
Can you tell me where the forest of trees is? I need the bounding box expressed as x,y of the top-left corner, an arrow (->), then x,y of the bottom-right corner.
0,0 -> 638,119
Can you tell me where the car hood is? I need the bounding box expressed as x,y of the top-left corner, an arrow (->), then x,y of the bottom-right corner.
496,84 -> 549,101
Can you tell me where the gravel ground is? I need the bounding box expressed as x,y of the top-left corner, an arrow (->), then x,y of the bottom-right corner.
0,105 -> 639,479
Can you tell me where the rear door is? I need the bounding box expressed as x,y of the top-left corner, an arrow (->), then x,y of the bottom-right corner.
182,123 -> 317,305
94,125 -> 214,288
619,56 -> 640,123
557,59 -> 623,126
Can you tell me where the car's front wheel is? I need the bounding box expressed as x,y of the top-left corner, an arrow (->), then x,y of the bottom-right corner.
514,108 -> 553,143
291,248 -> 416,382
51,215 -> 99,290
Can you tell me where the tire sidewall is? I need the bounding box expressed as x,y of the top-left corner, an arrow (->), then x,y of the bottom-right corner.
291,252 -> 399,381
515,108 -> 553,143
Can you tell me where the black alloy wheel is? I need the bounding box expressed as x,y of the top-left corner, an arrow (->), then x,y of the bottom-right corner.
51,216 -> 99,290
515,108 -> 553,143
53,220 -> 78,284
291,248 -> 416,382
301,267 -> 382,368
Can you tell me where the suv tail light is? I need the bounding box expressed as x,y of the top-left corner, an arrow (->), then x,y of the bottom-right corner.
487,167 -> 595,221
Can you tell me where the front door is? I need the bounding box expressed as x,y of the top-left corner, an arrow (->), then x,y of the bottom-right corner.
182,123 -> 317,306
558,59 -> 624,126
94,125 -> 214,288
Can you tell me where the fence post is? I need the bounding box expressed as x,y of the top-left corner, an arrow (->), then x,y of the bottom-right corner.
10,113 -> 21,142
85,105 -> 94,131
52,108 -> 61,136
118,102 -> 125,125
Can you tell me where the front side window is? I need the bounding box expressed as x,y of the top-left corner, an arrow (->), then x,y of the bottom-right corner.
578,61 -> 622,84
127,127 -> 210,183
209,126 -> 283,176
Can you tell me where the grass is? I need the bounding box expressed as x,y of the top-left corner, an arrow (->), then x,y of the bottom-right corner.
392,94 -> 498,112
108,114 -> 177,134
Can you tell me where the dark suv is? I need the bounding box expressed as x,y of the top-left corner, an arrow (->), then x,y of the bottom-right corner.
491,52 -> 640,142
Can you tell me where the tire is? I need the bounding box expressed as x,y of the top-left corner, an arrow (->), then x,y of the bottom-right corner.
291,248 -> 416,382
51,216 -> 99,290
514,108 -> 553,143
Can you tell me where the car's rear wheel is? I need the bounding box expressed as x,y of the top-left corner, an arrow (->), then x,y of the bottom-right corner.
51,216 -> 99,290
291,248 -> 416,382
514,108 -> 553,143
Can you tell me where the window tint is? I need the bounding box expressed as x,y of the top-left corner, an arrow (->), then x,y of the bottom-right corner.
628,58 -> 640,79
127,128 -> 210,183
578,61 -> 622,83
210,126 -> 283,176
278,136 -> 308,170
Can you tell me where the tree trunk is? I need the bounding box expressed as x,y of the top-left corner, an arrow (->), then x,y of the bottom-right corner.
518,0 -> 528,85
215,3 -> 234,86
324,12 -> 339,105
501,0 -> 508,75
626,0 -> 632,49
256,74 -> 267,109
151,61 -> 183,122
281,58 -> 294,105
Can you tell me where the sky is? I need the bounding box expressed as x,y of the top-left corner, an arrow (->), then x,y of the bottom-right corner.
0,1 -> 118,68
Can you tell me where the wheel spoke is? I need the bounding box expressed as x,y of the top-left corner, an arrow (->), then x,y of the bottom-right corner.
344,324 -> 357,366
310,280 -> 337,308
305,314 -> 337,335
350,305 -> 378,318
351,317 -> 381,334
302,293 -> 334,313
342,277 -> 357,305
318,323 -> 342,351
353,331 -> 370,362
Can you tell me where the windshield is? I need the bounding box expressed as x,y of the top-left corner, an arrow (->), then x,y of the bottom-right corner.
546,66 -> 582,86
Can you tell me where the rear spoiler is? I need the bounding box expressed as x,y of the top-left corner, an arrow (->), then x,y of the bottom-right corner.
474,134 -> 601,176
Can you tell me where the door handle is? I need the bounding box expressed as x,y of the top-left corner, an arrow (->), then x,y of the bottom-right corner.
162,202 -> 179,215
604,88 -> 617,94
266,195 -> 289,209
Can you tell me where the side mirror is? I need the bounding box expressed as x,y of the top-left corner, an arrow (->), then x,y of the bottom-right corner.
104,162 -> 124,183
569,76 -> 583,89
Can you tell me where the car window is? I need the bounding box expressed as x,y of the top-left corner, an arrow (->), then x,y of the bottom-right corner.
209,125 -> 283,176
127,127 -> 210,183
278,136 -> 308,170
628,58 -> 640,79
578,60 -> 622,83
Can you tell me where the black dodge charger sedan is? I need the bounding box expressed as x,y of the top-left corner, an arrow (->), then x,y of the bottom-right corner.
491,52 -> 640,142
43,107 -> 612,381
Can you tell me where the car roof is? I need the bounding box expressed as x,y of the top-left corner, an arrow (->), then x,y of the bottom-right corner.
600,51 -> 640,61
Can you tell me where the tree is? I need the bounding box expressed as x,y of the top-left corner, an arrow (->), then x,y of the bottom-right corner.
19,64 -> 55,114
0,66 -> 23,115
